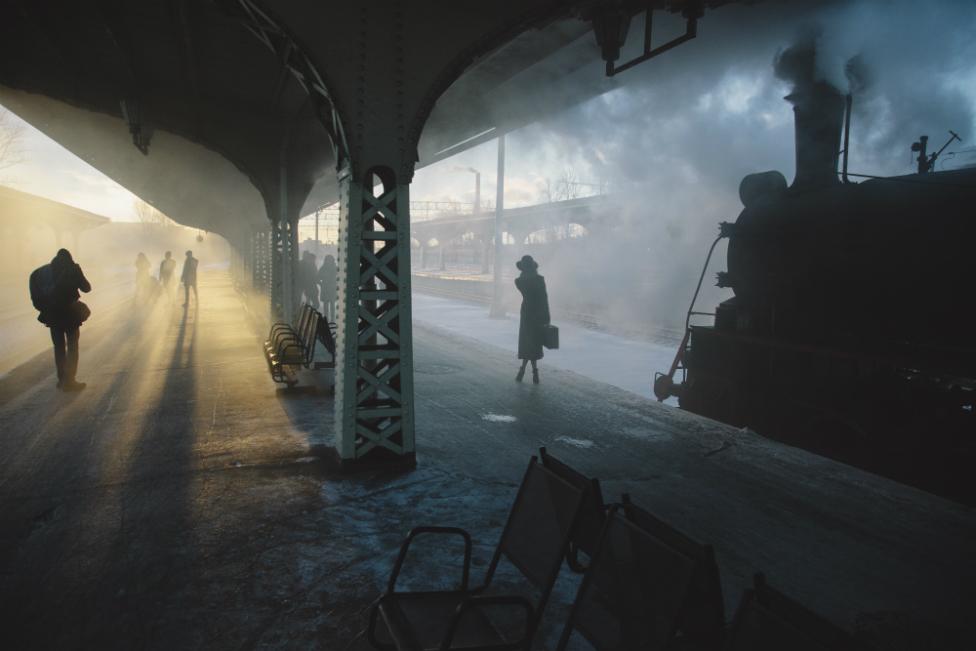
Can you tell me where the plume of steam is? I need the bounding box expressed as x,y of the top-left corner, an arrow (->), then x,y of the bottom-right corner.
774,28 -> 869,96
417,0 -> 976,332
773,30 -> 821,91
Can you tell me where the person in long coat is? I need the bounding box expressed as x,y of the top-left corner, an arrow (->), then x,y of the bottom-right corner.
181,250 -> 198,307
134,252 -> 151,303
514,254 -> 550,384
299,251 -> 319,308
318,254 -> 338,321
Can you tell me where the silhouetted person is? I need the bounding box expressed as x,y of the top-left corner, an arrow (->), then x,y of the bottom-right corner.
300,250 -> 319,308
514,254 -> 550,384
181,250 -> 198,307
135,252 -> 151,303
159,250 -> 176,299
318,254 -> 338,321
29,249 -> 92,391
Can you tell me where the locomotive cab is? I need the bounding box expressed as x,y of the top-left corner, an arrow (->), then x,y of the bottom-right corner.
658,64 -> 976,503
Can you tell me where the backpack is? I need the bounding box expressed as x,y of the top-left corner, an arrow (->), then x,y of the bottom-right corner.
29,264 -> 56,312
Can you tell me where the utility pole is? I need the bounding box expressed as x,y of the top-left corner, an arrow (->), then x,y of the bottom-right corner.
489,134 -> 506,318
314,208 -> 320,242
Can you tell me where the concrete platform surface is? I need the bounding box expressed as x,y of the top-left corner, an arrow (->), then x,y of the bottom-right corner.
0,270 -> 973,650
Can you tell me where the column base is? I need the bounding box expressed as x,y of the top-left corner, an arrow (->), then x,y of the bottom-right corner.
319,446 -> 417,474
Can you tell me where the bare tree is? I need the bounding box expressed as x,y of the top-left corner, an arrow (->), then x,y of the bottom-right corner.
0,108 -> 26,178
554,167 -> 582,201
133,198 -> 173,230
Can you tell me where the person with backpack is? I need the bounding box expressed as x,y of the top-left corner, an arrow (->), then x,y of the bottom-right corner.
29,249 -> 92,391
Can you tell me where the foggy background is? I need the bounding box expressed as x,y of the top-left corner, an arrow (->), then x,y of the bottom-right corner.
0,209 -> 229,374
2,0 -> 975,357
409,0 -> 976,332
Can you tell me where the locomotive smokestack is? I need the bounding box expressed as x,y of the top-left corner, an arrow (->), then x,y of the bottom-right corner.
775,36 -> 844,191
786,83 -> 844,190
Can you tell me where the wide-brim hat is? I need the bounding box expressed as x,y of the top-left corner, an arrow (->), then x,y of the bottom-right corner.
515,254 -> 538,271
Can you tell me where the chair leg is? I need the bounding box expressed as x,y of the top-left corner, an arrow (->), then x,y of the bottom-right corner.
366,600 -> 396,651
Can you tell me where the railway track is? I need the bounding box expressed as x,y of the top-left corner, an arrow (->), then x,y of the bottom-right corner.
411,276 -> 684,346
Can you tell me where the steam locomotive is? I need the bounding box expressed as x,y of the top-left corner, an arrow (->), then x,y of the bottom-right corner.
655,79 -> 976,502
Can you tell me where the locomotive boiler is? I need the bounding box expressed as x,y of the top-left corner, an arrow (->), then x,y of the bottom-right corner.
655,74 -> 976,502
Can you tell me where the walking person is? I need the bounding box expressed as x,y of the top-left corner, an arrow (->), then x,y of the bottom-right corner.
29,248 -> 92,391
181,250 -> 198,307
299,251 -> 320,308
159,250 -> 177,300
514,254 -> 550,384
135,252 -> 151,303
317,254 -> 337,321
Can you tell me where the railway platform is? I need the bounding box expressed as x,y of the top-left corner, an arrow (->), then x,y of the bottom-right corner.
0,270 -> 972,650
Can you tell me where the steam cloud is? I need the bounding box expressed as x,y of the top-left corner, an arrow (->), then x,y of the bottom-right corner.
480,0 -> 976,331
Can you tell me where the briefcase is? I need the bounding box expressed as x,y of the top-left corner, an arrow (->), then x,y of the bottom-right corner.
542,324 -> 559,350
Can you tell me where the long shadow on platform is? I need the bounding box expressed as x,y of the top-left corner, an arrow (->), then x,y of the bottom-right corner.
0,301 -> 180,648
91,304 -> 201,647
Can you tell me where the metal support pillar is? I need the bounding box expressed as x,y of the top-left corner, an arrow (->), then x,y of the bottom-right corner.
334,167 -> 415,464
252,230 -> 271,296
489,134 -> 506,317
270,217 -> 297,319
239,234 -> 251,286
480,234 -> 490,274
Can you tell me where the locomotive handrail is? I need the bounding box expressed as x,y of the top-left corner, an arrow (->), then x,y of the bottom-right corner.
685,233 -> 726,333
655,229 -> 727,401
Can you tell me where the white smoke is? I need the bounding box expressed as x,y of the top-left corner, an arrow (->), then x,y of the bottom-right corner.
434,0 -> 976,331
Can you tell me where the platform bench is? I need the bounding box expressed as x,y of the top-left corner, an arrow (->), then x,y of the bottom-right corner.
264,303 -> 336,386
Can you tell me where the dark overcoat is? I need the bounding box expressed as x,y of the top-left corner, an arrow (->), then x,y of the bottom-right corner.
515,272 -> 550,361
181,257 -> 198,286
29,261 -> 91,328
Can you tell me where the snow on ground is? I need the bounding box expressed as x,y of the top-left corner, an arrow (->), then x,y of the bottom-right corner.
411,292 -> 680,403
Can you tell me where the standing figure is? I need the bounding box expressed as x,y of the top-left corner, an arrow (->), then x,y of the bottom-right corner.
318,254 -> 337,321
159,251 -> 177,300
29,249 -> 92,391
514,254 -> 550,384
135,252 -> 151,302
299,251 -> 319,308
181,250 -> 198,307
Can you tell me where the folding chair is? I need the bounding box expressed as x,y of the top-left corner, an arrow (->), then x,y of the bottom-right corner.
367,456 -> 586,650
556,506 -> 698,650
622,494 -> 725,649
724,574 -> 866,651
539,447 -> 606,573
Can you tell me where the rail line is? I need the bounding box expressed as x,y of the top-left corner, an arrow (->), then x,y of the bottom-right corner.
411,276 -> 684,345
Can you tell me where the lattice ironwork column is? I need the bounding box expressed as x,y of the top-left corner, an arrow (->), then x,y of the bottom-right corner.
270,217 -> 296,319
334,167 -> 415,463
252,230 -> 271,296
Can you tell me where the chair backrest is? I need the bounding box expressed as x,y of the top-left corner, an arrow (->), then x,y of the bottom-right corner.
557,507 -> 697,651
300,309 -> 319,354
539,447 -> 606,569
485,457 -> 585,624
316,310 -> 336,355
291,304 -> 312,337
622,494 -> 725,647
725,574 -> 865,651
